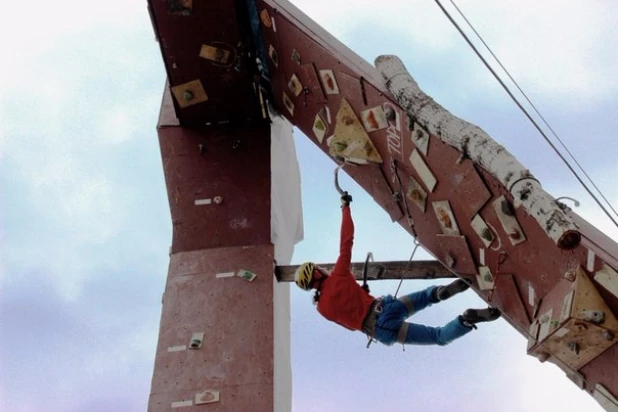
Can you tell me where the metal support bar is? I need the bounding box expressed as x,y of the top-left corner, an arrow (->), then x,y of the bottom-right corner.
275,260 -> 455,282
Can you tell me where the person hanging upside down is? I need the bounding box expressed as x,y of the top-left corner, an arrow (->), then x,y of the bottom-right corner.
294,192 -> 501,347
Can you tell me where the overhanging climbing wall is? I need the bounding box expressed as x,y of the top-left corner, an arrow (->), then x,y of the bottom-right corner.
147,0 -> 618,410
256,0 -> 618,409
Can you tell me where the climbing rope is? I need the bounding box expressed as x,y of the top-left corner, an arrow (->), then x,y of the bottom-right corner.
394,238 -> 420,298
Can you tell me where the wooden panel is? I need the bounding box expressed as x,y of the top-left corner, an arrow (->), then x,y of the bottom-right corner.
449,161 -> 491,219
492,274 -> 531,331
436,235 -> 477,275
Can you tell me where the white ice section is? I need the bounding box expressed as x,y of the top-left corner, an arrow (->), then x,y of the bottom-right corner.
375,55 -> 579,248
270,109 -> 303,412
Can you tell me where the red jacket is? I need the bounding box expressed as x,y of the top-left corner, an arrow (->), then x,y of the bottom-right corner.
317,206 -> 376,331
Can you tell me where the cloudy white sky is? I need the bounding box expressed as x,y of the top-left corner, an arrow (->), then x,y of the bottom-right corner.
1,1 -> 616,411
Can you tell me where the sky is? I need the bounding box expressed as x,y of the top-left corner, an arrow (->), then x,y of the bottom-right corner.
1,1 -> 617,411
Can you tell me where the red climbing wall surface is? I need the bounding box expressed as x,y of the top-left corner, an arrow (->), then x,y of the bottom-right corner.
147,0 -> 618,409
257,0 -> 618,405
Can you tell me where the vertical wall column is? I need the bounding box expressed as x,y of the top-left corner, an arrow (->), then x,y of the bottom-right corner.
149,246 -> 276,410
149,90 -> 283,411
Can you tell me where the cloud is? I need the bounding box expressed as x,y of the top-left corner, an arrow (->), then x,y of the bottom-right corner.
0,7 -> 166,299
0,0 -> 147,55
460,1 -> 618,100
290,0 -> 618,106
0,266 -> 164,412
0,6 -> 170,408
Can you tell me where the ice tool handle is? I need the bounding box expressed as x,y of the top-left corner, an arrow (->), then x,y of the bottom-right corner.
334,164 -> 346,196
361,252 -> 373,293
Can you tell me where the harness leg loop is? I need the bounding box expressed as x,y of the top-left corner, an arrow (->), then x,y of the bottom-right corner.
398,295 -> 415,315
396,323 -> 409,345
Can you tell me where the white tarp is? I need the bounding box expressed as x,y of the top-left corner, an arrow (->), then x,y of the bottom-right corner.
270,109 -> 302,412
270,111 -> 304,264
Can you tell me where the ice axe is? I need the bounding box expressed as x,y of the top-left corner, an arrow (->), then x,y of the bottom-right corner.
334,164 -> 353,206
334,164 -> 346,196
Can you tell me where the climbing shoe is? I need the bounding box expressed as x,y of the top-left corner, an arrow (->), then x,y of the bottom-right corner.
435,279 -> 470,301
460,307 -> 502,329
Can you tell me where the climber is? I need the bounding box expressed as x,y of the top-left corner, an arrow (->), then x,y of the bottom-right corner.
294,191 -> 501,347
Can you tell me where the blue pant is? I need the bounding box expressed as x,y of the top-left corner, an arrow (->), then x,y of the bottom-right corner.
373,286 -> 472,346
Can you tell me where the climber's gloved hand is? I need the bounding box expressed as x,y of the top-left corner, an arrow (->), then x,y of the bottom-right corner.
341,191 -> 353,207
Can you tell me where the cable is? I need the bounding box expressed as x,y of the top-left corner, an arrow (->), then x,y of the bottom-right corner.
447,0 -> 618,223
435,2 -> 618,407
434,0 -> 618,229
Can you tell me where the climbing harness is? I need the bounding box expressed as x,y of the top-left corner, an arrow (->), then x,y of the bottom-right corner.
363,239 -> 421,349
363,298 -> 383,348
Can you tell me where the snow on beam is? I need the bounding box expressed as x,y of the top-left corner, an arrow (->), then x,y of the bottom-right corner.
374,55 -> 580,249
275,260 -> 455,282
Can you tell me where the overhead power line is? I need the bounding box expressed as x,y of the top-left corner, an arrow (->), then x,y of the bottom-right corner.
434,0 -> 618,229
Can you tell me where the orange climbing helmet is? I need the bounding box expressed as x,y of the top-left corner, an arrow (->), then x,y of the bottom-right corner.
294,262 -> 316,290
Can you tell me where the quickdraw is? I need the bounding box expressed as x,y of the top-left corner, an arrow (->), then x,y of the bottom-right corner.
390,159 -> 416,236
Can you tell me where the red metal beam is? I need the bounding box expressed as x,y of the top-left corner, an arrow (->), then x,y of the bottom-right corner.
148,75 -> 279,411
147,0 -> 618,408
